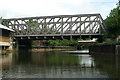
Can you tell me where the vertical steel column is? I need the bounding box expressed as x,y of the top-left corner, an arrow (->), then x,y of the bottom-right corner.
44,18 -> 46,35
89,16 -> 91,34
79,16 -> 81,35
61,17 -> 63,35
84,19 -> 85,34
98,15 -> 101,34
70,17 -> 72,34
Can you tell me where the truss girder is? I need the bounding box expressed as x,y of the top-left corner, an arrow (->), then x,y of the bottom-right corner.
2,14 -> 106,36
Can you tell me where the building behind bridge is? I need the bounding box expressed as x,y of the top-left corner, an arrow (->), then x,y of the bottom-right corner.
0,23 -> 14,54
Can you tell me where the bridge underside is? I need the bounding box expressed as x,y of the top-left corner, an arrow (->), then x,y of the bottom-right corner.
14,34 -> 102,40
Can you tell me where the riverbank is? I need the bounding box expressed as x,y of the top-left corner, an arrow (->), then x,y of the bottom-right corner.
89,43 -> 120,55
31,46 -> 77,52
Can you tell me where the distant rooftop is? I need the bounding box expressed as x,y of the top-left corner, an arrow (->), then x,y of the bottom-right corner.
0,24 -> 14,32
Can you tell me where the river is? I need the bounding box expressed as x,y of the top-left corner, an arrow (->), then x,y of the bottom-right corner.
1,50 -> 120,79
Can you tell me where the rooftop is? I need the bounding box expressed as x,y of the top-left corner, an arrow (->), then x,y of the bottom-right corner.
0,24 -> 14,32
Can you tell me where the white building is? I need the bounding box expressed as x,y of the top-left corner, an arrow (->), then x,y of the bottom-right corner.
0,22 -> 14,54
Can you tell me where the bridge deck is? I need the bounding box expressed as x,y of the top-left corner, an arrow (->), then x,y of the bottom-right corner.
14,34 -> 102,40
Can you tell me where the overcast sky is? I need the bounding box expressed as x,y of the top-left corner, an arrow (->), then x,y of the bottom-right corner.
0,0 -> 118,19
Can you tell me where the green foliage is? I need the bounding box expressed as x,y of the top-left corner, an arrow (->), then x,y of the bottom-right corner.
26,20 -> 38,27
69,39 -> 78,46
77,38 -> 83,41
32,38 -> 91,49
100,40 -> 120,45
47,39 -> 80,47
0,17 -> 9,26
2,21 -> 9,26
47,38 -> 92,48
105,7 -> 120,39
48,40 -> 61,47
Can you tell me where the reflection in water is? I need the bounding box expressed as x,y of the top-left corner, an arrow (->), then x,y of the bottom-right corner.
1,50 -> 120,78
0,55 -> 2,79
64,50 -> 89,53
78,55 -> 94,68
92,54 -> 120,78
2,53 -> 12,70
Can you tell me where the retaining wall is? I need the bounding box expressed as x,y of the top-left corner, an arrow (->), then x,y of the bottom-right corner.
89,44 -> 120,55
116,45 -> 120,55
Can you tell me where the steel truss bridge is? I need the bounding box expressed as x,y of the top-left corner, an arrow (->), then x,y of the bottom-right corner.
2,14 -> 106,40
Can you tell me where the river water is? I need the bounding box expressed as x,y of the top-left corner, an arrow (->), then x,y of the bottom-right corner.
1,50 -> 120,79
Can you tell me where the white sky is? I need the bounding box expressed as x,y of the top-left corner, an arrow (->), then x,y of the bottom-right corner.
0,0 -> 118,19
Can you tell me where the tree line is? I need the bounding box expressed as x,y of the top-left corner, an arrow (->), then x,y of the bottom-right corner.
104,7 -> 120,39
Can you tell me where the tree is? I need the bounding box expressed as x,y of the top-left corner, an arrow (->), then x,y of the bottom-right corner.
105,7 -> 120,39
26,20 -> 38,29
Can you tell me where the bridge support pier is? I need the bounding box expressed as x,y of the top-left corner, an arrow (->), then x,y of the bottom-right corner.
16,39 -> 32,50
